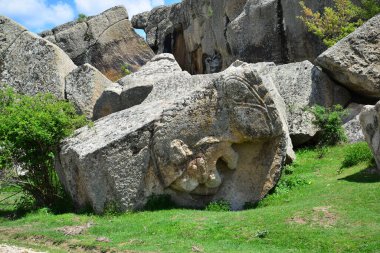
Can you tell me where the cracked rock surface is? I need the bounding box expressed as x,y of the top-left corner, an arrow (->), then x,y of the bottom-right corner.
40,6 -> 155,81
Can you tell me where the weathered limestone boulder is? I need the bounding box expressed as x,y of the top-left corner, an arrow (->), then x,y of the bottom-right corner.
316,15 -> 380,98
360,101 -> 380,172
56,58 -> 291,213
253,60 -> 351,146
65,64 -> 114,119
343,103 -> 365,143
132,0 -> 337,74
0,17 -> 76,98
93,54 -> 183,119
41,6 -> 155,81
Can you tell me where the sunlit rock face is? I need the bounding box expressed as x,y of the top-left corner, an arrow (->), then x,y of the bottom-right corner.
56,56 -> 290,213
316,14 -> 380,98
40,6 -> 155,81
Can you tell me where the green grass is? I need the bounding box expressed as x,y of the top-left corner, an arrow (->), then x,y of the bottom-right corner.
0,144 -> 379,252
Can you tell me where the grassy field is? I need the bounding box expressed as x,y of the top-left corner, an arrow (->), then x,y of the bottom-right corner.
0,144 -> 379,253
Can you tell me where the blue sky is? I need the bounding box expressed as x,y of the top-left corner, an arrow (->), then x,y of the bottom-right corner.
0,0 -> 181,33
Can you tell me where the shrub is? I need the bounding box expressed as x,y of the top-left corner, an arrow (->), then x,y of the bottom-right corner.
0,86 -> 88,210
77,13 -> 87,22
273,175 -> 309,195
309,105 -> 348,147
299,0 -> 380,47
340,142 -> 375,171
121,64 -> 132,76
144,194 -> 176,211
205,200 -> 230,212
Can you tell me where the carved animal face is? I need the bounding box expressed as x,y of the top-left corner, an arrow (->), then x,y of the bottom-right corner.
164,69 -> 281,196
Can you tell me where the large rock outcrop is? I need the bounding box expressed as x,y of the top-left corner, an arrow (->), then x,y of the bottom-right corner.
41,6 -> 155,81
360,101 -> 380,173
316,15 -> 380,98
56,56 -> 291,213
132,0 -> 338,74
0,16 -> 112,118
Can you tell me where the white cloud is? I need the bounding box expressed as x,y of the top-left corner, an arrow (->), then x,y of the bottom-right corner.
74,0 -> 165,18
0,0 -> 75,32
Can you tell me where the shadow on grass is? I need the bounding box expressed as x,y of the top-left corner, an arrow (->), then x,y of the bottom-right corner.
0,208 -> 29,220
339,167 -> 380,183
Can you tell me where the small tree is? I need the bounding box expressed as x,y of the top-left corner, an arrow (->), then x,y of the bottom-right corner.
0,86 -> 88,210
310,105 -> 348,146
299,0 -> 379,47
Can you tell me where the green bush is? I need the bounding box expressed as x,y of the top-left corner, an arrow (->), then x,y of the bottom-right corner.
309,105 -> 348,147
121,64 -> 132,76
0,86 -> 88,210
205,200 -> 231,212
299,0 -> 380,47
144,194 -> 176,211
340,142 -> 375,170
77,13 -> 87,22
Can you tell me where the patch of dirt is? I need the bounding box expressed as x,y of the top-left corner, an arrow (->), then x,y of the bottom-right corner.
0,244 -> 45,253
96,237 -> 111,243
288,207 -> 338,227
56,222 -> 93,236
312,206 -> 337,227
287,216 -> 307,224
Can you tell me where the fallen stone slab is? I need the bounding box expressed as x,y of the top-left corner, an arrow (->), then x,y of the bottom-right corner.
56,60 -> 290,213
316,14 -> 380,98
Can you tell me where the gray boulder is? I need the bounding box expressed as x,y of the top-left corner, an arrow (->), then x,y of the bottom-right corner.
254,60 -> 351,146
316,15 -> 380,98
41,6 -> 155,81
360,101 -> 380,172
56,59 -> 290,213
65,64 -> 114,119
343,103 -> 365,143
0,24 -> 76,98
93,54 -> 184,119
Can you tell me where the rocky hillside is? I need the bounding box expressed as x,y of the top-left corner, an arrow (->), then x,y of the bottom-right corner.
0,1 -> 379,214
